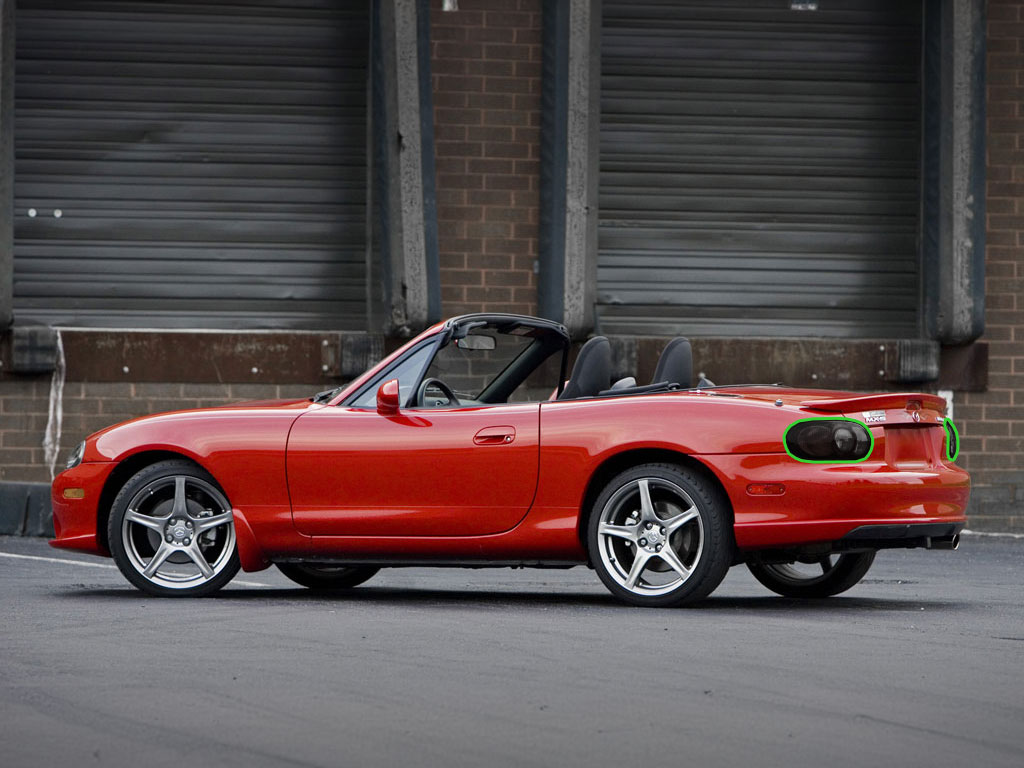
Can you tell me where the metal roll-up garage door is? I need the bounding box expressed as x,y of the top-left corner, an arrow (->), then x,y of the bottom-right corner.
14,0 -> 368,329
598,0 -> 922,338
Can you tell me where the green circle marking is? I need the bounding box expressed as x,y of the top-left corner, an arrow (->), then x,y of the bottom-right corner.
783,417 -> 875,464
943,417 -> 960,462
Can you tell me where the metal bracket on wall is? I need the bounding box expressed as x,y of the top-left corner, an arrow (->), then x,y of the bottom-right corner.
10,324 -> 57,374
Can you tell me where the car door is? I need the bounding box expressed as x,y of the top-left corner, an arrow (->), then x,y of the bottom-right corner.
287,403 -> 540,536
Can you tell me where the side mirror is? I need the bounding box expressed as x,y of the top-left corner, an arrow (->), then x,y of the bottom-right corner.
376,379 -> 401,416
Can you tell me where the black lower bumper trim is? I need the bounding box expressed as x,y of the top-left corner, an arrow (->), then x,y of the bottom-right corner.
838,522 -> 964,550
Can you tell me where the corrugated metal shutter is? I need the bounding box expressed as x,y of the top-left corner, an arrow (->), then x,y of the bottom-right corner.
598,0 -> 922,338
13,0 -> 368,330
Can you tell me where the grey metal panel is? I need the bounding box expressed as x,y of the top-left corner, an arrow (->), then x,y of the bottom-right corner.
598,0 -> 922,338
13,0 -> 368,330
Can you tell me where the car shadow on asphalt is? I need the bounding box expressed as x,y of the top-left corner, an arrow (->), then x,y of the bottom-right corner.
57,585 -> 961,613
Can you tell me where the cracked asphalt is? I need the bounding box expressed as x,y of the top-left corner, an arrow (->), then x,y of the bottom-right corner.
1,533 -> 1022,768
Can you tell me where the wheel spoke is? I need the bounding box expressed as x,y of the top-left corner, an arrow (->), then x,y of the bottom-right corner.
194,511 -> 233,535
183,542 -> 214,579
637,479 -> 656,522
124,509 -> 166,533
657,545 -> 693,581
819,556 -> 834,575
663,506 -> 699,534
170,476 -> 188,518
143,542 -> 175,578
599,522 -> 636,542
624,550 -> 652,589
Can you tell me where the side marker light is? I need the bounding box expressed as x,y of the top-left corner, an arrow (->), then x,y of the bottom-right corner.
63,488 -> 85,500
746,483 -> 786,496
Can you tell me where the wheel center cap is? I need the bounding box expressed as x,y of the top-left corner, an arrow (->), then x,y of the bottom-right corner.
638,524 -> 664,551
165,518 -> 193,545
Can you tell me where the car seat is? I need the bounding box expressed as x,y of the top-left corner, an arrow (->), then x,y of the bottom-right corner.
651,337 -> 693,389
558,336 -> 611,399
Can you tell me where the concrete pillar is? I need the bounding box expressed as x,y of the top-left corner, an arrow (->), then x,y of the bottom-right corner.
367,0 -> 439,338
925,0 -> 986,346
539,0 -> 600,339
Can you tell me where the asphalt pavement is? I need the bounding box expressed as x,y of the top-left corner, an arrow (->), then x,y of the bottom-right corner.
1,533 -> 1022,768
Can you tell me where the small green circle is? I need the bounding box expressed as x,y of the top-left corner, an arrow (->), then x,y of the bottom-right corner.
943,417 -> 960,462
783,417 -> 875,464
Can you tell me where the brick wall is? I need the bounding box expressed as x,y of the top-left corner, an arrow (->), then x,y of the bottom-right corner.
430,0 -> 541,317
0,380 -> 318,484
960,0 -> 1024,530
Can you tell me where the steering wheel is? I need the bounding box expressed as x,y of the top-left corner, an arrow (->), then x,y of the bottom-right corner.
416,378 -> 461,408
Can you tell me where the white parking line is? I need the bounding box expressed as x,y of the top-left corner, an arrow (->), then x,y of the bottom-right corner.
0,551 -> 117,569
0,551 -> 272,587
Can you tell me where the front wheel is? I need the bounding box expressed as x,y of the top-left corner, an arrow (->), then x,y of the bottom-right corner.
275,563 -> 379,591
587,463 -> 732,607
746,551 -> 876,598
107,460 -> 240,597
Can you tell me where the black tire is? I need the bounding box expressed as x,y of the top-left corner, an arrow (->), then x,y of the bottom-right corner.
746,551 -> 876,598
587,463 -> 733,607
275,563 -> 380,591
107,459 -> 240,597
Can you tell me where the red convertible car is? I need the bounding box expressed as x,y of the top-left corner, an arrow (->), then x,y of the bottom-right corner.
51,314 -> 969,606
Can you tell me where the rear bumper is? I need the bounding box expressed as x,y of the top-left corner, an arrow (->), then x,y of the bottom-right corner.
705,454 -> 969,550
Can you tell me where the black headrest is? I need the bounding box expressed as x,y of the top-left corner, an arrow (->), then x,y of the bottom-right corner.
652,337 -> 692,389
558,336 -> 611,400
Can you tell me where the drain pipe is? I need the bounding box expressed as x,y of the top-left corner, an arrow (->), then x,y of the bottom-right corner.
42,330 -> 66,480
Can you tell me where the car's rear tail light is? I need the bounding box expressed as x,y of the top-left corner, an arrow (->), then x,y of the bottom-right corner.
785,418 -> 873,463
943,418 -> 960,461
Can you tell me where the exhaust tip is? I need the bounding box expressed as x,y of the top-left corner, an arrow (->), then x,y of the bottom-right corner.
927,534 -> 960,550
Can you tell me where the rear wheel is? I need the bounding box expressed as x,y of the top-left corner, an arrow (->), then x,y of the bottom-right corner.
746,551 -> 876,598
107,460 -> 239,597
588,463 -> 732,607
276,563 -> 379,591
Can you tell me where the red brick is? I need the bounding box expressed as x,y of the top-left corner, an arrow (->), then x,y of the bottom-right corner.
466,26 -> 515,44
473,59 -> 515,77
483,141 -> 529,158
483,108 -> 528,126
439,205 -> 484,222
466,221 -> 511,238
472,253 -> 512,270
438,173 -> 483,190
431,24 -> 467,42
468,158 -> 514,174
435,41 -> 483,59
436,108 -> 482,125
467,92 -> 517,110
468,125 -> 514,142
433,91 -> 469,109
485,270 -> 530,286
441,269 -> 484,286
433,57 -> 469,76
475,190 -> 512,206
483,44 -> 532,62
485,206 -> 530,223
486,76 -> 532,94
465,286 -> 513,303
484,174 -> 530,191
486,11 -> 531,27
990,4 -> 1021,23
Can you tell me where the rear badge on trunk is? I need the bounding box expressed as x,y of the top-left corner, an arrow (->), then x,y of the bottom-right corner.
862,410 -> 886,423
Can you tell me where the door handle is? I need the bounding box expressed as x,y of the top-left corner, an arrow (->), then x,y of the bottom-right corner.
474,426 -> 516,445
